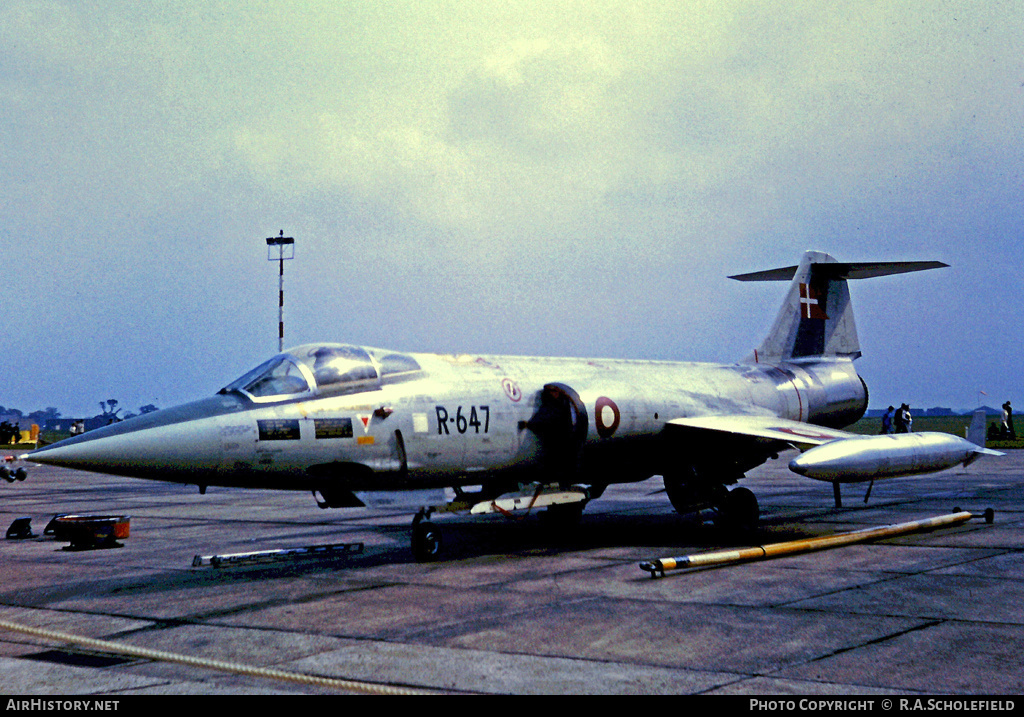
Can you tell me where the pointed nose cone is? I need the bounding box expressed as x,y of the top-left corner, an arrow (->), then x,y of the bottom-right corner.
28,395 -> 245,483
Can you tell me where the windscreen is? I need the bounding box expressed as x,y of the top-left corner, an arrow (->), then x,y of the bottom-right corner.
219,355 -> 312,400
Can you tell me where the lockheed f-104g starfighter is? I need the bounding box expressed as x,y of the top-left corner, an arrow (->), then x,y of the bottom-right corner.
28,250 -> 999,560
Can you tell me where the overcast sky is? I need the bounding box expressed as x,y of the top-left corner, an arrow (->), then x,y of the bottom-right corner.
4,1 -> 1022,419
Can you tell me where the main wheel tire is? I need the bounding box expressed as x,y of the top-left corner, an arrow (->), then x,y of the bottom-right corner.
717,487 -> 759,531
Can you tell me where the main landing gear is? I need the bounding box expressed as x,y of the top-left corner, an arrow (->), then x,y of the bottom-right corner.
664,475 -> 760,532
718,486 -> 759,531
408,483 -> 592,562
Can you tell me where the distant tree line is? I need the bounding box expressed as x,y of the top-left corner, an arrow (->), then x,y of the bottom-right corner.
0,401 -> 160,424
0,405 -> 63,423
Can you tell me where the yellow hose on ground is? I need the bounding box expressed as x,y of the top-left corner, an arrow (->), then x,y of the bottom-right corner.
639,511 -> 976,578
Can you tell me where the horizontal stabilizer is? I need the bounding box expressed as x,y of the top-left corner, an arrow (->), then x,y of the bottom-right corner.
729,260 -> 948,282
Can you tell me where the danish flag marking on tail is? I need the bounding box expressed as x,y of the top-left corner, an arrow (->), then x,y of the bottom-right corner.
798,283 -> 828,320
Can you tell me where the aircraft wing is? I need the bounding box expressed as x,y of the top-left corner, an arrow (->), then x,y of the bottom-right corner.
666,415 -> 854,449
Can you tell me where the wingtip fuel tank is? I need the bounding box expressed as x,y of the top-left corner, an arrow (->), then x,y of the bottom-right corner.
788,432 -> 1003,482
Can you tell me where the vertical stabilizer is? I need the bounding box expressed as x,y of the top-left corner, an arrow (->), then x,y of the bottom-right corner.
731,251 -> 857,363
965,407 -> 1005,461
730,251 -> 947,364
967,408 -> 988,448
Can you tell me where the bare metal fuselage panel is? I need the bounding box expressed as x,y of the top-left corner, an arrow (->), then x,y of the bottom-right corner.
30,251 -> 993,524
30,350 -> 865,493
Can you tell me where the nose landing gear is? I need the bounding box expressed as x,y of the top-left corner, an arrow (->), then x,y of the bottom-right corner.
411,509 -> 441,562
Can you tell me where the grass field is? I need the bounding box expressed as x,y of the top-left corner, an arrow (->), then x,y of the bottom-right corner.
849,414 -> 1021,449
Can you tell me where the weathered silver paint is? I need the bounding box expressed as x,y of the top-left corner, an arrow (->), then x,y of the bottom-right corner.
30,251 -> 980,510
28,349 -> 866,491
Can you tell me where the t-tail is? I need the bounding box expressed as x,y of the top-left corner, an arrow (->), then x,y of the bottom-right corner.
730,250 -> 948,365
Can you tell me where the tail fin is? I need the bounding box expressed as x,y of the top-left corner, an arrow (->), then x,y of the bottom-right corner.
967,408 -> 988,448
730,250 -> 947,364
965,407 -> 1005,462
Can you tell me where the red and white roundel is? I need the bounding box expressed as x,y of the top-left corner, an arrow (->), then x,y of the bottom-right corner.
595,397 -> 620,438
502,378 -> 522,402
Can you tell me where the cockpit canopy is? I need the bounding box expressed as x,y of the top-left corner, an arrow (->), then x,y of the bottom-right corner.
220,343 -> 421,402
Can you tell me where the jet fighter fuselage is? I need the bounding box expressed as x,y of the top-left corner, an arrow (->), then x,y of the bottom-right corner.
28,346 -> 866,498
28,251 -> 999,559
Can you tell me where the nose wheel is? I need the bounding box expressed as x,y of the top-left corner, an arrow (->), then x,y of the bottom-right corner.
411,509 -> 441,562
